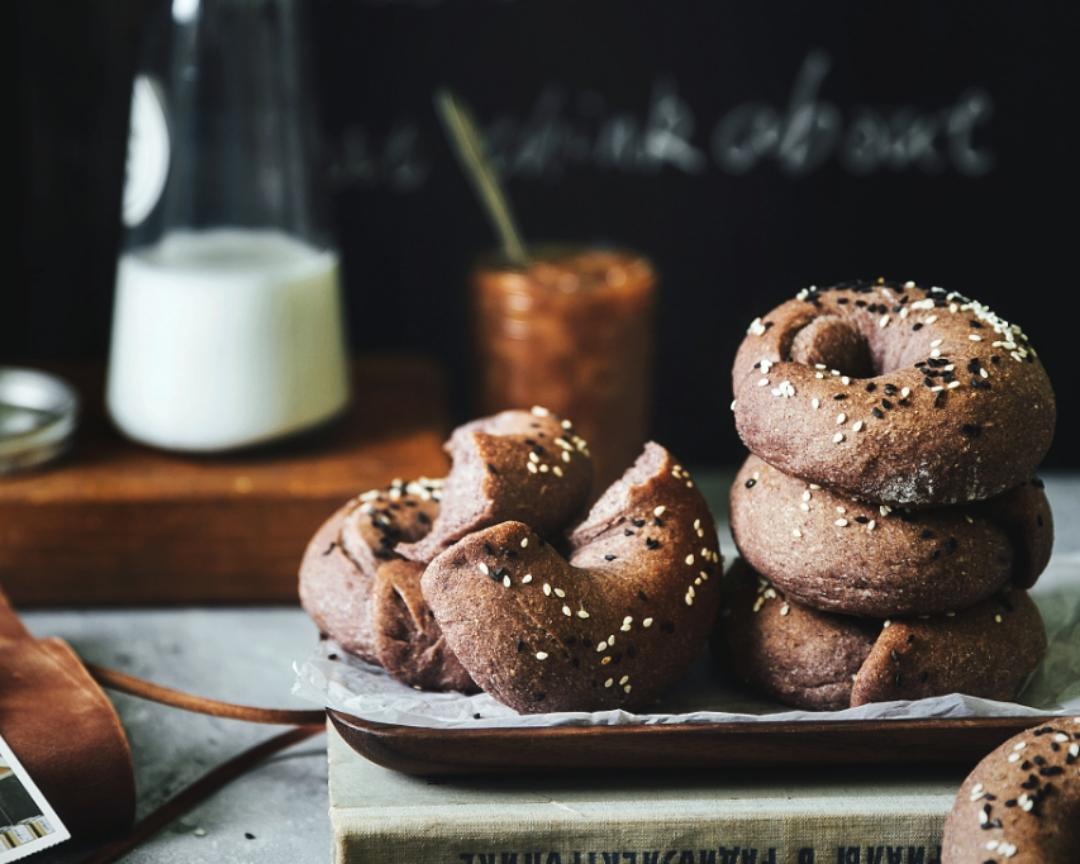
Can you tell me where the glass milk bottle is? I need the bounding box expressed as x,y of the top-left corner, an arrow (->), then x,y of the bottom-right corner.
107,0 -> 349,451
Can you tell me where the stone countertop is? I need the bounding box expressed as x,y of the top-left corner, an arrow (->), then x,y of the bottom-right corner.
23,471 -> 1080,863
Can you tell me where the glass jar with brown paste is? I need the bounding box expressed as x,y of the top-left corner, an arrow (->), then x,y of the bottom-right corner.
470,245 -> 656,490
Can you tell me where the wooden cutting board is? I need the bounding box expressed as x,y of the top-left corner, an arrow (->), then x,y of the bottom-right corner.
0,355 -> 448,606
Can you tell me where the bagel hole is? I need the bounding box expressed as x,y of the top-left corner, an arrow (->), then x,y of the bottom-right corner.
786,315 -> 877,378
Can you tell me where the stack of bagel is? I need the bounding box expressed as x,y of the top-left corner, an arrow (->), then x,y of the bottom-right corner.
722,279 -> 1057,711
300,407 -> 724,714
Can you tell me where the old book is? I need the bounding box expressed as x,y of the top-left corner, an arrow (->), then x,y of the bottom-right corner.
328,728 -> 961,864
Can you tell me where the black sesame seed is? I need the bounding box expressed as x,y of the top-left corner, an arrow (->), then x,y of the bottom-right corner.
604,553 -> 617,561
912,322 -> 924,331
883,383 -> 898,396
934,391 -> 948,408
745,478 -> 757,488
881,398 -> 894,410
872,407 -> 885,419
833,393 -> 848,400
865,383 -> 877,393
645,537 -> 661,550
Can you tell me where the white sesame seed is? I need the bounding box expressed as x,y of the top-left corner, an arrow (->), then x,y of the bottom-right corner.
619,675 -> 630,685
836,412 -> 847,425
684,593 -> 694,606
835,518 -> 849,527
562,605 -> 572,616
527,462 -> 538,474
811,397 -> 820,410
882,620 -> 891,628
554,587 -> 566,598
654,506 -> 666,517
994,613 -> 1003,623
542,583 -> 551,596
531,405 -> 549,416
522,573 -> 533,584
852,420 -> 864,432
642,617 -> 654,628
757,377 -> 770,387
833,432 -> 845,444
502,575 -> 512,588
800,502 -> 809,512
730,399 -> 737,411
1053,732 -> 1068,743
539,464 -> 549,473
685,554 -> 695,565
604,678 -> 614,688
802,490 -> 812,502
528,451 -> 539,463
969,334 -> 982,341
535,651 -> 548,660
780,604 -> 790,616
930,348 -> 942,359
1008,752 -> 1020,763
623,684 -> 632,694
866,519 -> 876,531
553,465 -> 563,477
693,518 -> 701,530
836,506 -> 846,514
1013,741 -> 1027,750
792,528 -> 802,539
900,387 -> 911,398
930,338 -> 943,348
948,380 -> 961,389
478,563 -> 489,576
520,537 -> 529,548
925,314 -> 938,324
562,451 -> 571,463
879,314 -> 889,328
841,376 -> 851,385
597,641 -> 608,652
577,608 -> 589,619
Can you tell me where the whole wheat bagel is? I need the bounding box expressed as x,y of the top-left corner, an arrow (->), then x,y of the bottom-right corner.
718,560 -> 1047,711
942,720 -> 1080,863
298,479 -> 476,692
730,455 -> 1053,617
731,280 -> 1055,506
422,443 -> 722,713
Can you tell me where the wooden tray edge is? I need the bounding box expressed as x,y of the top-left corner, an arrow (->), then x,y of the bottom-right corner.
329,709 -> 1059,776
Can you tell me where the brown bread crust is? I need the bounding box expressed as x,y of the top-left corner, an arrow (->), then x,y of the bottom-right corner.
421,443 -> 722,713
397,407 -> 593,563
298,480 -> 476,692
720,560 -> 1047,711
942,720 -> 1080,864
730,455 -> 1053,617
731,280 -> 1055,506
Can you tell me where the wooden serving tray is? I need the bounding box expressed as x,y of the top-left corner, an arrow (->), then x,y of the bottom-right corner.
329,710 -> 1057,776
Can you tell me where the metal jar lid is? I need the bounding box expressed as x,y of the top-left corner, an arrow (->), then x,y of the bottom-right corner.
0,367 -> 79,475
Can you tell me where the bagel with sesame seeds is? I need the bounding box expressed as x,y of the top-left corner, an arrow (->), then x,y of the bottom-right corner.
396,407 -> 594,563
942,720 -> 1080,864
718,559 -> 1047,711
730,455 -> 1053,617
731,280 -> 1056,507
420,442 -> 723,713
299,479 -> 477,692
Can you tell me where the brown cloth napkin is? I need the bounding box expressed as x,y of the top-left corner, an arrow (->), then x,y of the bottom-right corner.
0,588 -> 135,838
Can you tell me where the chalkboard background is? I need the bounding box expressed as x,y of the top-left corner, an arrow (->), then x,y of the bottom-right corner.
11,0 -> 1076,467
